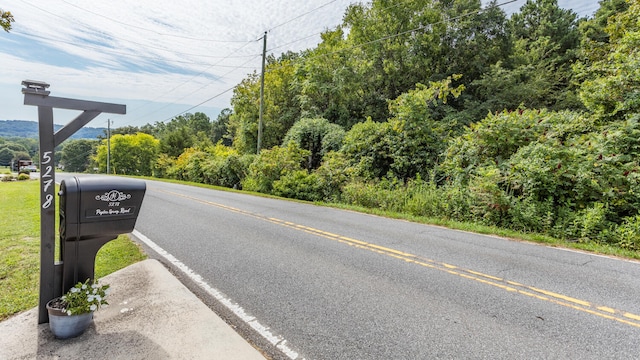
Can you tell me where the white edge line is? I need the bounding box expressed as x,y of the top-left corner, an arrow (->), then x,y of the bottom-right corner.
131,229 -> 303,360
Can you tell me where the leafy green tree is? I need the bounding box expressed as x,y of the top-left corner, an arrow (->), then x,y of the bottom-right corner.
474,0 -> 582,112
386,76 -> 465,181
341,118 -> 395,180
155,112 -> 212,157
59,139 -> 98,172
1,9 -> 14,32
272,170 -> 324,202
437,0 -> 510,82
338,0 -> 509,124
159,127 -> 193,158
295,28 -> 365,128
112,125 -> 145,136
441,109 -> 594,183
578,0 -> 629,63
341,0 -> 444,122
95,133 -> 159,175
200,145 -> 252,188
213,108 -> 232,146
509,0 -> 581,57
341,77 -> 464,181
282,117 -> 345,170
228,73 -> 260,153
578,0 -> 640,120
1,143 -> 25,152
241,142 -> 308,193
7,138 -> 39,158
166,147 -> 208,181
229,53 -> 302,154
0,147 -> 13,166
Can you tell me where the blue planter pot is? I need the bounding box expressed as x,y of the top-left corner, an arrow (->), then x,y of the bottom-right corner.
46,298 -> 94,339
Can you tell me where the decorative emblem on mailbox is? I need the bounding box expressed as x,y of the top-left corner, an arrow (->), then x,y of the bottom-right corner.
95,190 -> 132,202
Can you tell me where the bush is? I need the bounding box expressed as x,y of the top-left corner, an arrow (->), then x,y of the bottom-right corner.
166,148 -> 207,181
314,151 -> 353,202
202,153 -> 253,189
272,170 -> 324,202
507,196 -> 555,233
242,142 -> 308,194
17,173 -> 30,181
404,181 -> 475,222
614,215 -> 640,250
1,175 -> 14,182
340,180 -> 405,211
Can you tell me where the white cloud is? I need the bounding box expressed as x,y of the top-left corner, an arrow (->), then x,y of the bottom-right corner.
1,0 -> 353,126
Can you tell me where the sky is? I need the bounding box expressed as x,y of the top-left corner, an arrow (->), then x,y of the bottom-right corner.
0,0 -> 601,130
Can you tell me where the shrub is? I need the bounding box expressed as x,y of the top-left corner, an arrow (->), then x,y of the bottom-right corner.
282,117 -> 345,170
272,170 -> 324,202
507,196 -> 555,233
166,148 -> 207,181
614,215 -> 640,250
242,142 -> 308,194
403,181 -> 476,222
572,202 -> 612,242
203,153 -> 253,189
17,173 -> 30,181
314,151 -> 354,202
468,166 -> 510,226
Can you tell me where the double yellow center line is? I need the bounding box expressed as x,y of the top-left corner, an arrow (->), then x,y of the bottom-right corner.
159,188 -> 640,328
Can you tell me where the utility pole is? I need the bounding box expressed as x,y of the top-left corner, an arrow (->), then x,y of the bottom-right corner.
107,119 -> 111,174
257,31 -> 267,154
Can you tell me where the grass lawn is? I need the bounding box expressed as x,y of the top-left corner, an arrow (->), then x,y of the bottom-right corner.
0,179 -> 146,321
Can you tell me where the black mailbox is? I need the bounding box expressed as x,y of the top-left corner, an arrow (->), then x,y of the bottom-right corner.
58,176 -> 146,294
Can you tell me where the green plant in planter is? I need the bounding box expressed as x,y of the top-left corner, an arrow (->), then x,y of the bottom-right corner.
47,279 -> 110,339
55,279 -> 110,315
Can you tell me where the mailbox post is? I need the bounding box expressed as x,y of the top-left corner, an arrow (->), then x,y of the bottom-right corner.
21,80 -> 129,323
59,176 -> 146,293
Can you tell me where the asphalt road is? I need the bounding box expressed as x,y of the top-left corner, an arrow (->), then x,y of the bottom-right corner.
80,176 -> 640,359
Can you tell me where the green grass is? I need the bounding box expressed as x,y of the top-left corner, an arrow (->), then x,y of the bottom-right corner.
325,202 -> 640,260
0,180 -> 146,321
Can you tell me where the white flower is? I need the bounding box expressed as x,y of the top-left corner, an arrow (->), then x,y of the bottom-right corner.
66,310 -> 72,315
87,295 -> 95,302
90,304 -> 97,311
81,284 -> 87,290
70,287 -> 80,293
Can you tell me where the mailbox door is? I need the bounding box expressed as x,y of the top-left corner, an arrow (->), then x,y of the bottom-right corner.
59,176 -> 146,241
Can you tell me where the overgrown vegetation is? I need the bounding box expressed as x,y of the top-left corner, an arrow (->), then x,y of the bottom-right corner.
3,0 -> 639,256
0,181 -> 146,320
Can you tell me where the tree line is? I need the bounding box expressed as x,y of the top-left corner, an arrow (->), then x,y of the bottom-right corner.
9,0 -> 639,250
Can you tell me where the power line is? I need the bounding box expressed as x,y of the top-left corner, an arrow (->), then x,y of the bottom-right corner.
124,41 -> 261,125
57,0 -> 253,43
267,0 -> 342,32
153,53 -> 263,123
